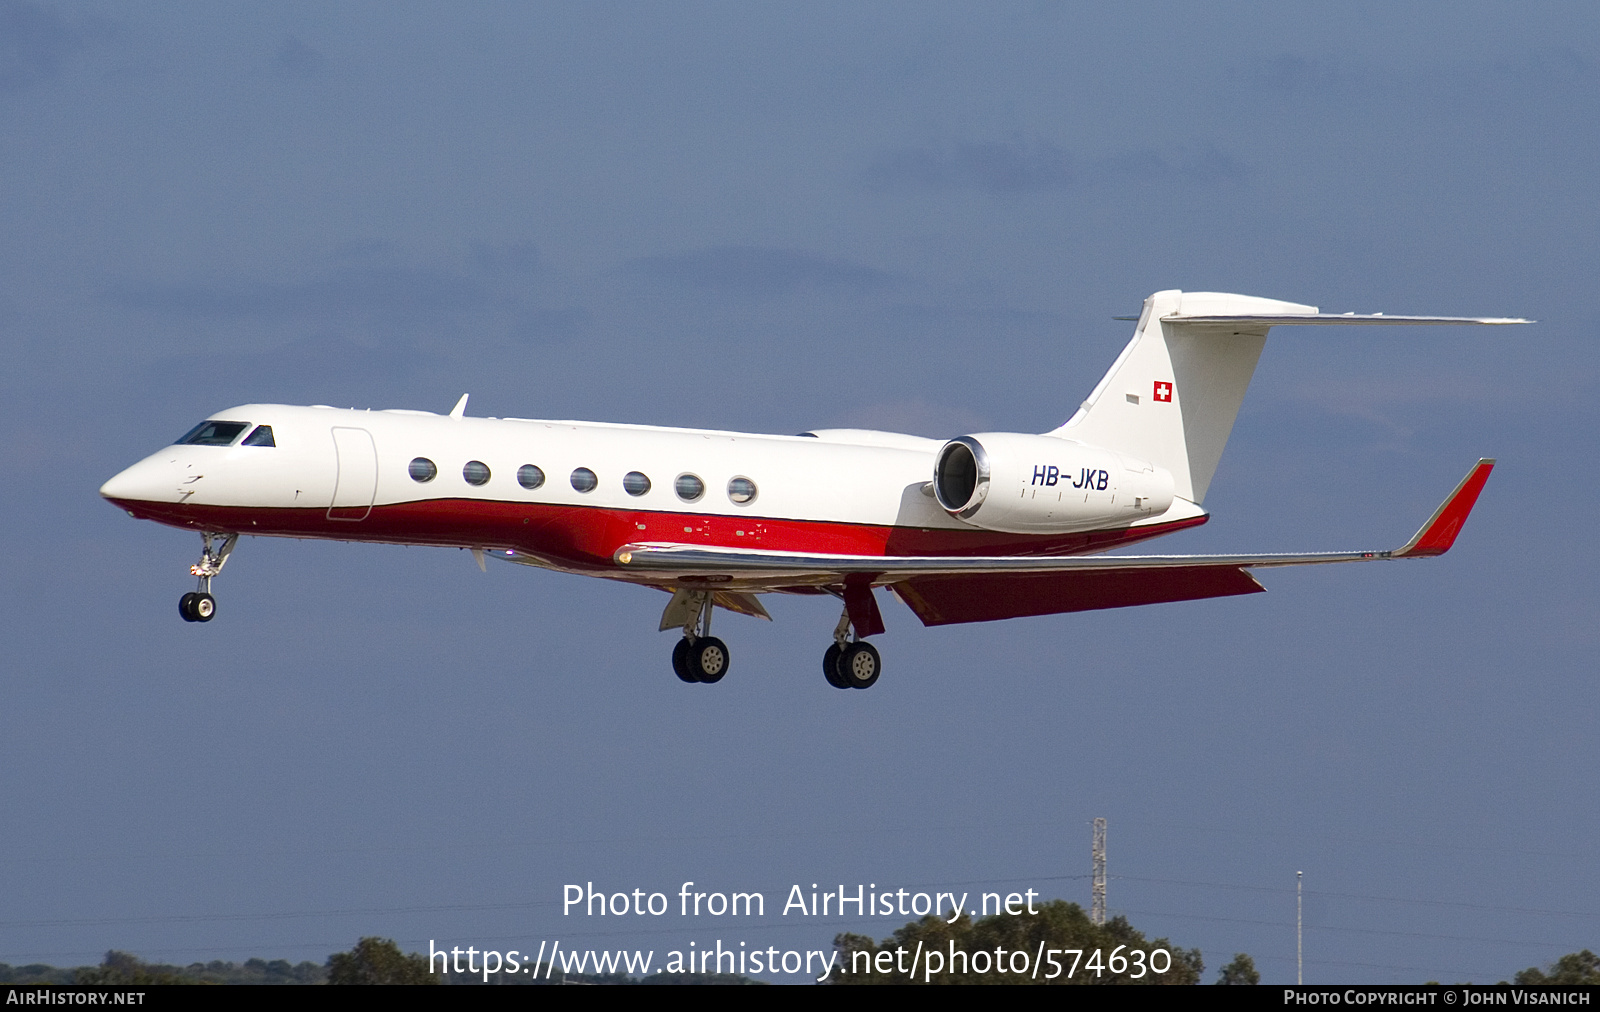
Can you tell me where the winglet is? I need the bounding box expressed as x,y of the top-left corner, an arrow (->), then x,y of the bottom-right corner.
1392,459 -> 1495,558
449,394 -> 469,419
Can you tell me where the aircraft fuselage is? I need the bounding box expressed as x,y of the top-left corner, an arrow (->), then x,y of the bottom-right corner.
101,404 -> 1197,587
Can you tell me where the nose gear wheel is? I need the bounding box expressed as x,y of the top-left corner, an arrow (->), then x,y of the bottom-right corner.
178,592 -> 216,622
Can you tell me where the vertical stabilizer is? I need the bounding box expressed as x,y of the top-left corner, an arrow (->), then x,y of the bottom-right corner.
1052,290 -> 1316,504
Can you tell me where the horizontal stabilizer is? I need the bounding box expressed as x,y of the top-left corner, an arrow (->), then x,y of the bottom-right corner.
1055,292 -> 1526,507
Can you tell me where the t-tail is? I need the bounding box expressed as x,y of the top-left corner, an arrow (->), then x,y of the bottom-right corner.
1051,290 -> 1528,505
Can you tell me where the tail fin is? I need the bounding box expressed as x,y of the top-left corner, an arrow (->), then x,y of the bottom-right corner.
1052,291 -> 1527,504
1053,291 -> 1309,503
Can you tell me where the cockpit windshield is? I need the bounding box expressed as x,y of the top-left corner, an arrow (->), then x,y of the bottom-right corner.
241,425 -> 275,447
174,420 -> 250,446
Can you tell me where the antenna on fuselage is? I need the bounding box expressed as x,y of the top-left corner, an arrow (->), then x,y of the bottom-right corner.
449,393 -> 469,419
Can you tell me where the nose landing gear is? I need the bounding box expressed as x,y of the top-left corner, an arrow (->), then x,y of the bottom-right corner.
178,591 -> 216,622
179,532 -> 236,623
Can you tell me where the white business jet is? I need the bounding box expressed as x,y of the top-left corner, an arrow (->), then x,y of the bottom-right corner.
101,290 -> 1523,689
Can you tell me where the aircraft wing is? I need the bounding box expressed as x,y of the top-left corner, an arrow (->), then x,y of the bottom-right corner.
1163,313 -> 1529,326
613,459 -> 1494,625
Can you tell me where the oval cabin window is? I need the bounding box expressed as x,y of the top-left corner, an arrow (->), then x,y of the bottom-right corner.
727,476 -> 758,505
463,461 -> 491,486
517,464 -> 545,490
570,467 -> 598,493
675,473 -> 704,502
409,457 -> 438,483
623,471 -> 651,496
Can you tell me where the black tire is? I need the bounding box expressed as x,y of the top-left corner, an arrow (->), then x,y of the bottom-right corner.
193,593 -> 216,622
823,643 -> 850,689
672,638 -> 698,683
179,592 -> 198,622
840,641 -> 881,689
690,637 -> 729,684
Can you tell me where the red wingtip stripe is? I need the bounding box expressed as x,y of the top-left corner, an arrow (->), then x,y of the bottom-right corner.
1394,460 -> 1494,558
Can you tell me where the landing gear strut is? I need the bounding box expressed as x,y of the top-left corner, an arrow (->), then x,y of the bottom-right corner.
179,531 -> 235,623
823,603 -> 881,689
669,590 -> 730,684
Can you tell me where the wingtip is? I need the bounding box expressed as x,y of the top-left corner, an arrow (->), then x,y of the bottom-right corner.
1393,459 -> 1495,558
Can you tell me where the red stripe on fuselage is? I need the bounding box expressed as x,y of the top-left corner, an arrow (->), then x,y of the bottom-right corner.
105,497 -> 1209,573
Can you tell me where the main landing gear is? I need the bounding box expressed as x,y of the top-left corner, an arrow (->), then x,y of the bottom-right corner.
659,587 -> 883,689
669,591 -> 730,684
179,531 -> 236,623
823,604 -> 881,690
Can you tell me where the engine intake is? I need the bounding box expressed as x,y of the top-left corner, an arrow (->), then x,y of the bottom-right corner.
933,437 -> 990,519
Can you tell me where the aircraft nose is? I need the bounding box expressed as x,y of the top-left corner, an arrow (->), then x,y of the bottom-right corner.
100,456 -> 173,503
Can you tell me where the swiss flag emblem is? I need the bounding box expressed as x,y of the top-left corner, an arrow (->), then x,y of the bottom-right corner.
1153,381 -> 1173,402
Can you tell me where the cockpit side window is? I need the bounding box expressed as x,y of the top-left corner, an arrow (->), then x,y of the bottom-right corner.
241,425 -> 276,447
175,420 -> 250,446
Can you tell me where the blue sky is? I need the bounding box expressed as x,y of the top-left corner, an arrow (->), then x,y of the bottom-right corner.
2,1 -> 1596,984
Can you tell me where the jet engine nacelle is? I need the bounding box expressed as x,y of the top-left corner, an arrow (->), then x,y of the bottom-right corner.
932,433 -> 1175,534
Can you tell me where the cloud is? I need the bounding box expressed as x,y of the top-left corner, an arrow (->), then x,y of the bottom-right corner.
1094,143 -> 1246,184
0,0 -> 79,92
873,302 -> 1064,330
331,238 -> 397,261
1232,54 -> 1348,95
103,261 -> 589,351
1260,373 -> 1538,444
1281,374 -> 1522,413
1227,48 -> 1593,113
864,138 -> 1073,194
864,136 -> 1245,193
106,266 -> 500,321
825,397 -> 991,439
509,306 -> 589,342
469,240 -> 542,274
1487,47 -> 1591,87
136,334 -> 452,411
625,246 -> 900,295
273,36 -> 325,77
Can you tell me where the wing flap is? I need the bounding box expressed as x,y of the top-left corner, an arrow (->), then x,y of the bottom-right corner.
893,566 -> 1265,626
